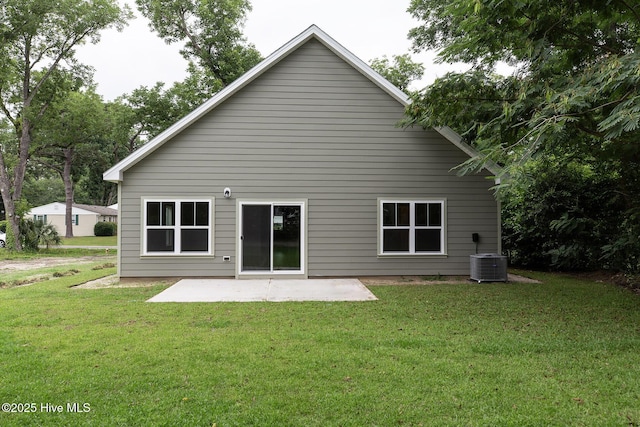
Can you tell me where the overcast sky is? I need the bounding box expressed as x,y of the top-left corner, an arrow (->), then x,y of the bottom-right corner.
75,0 -> 470,101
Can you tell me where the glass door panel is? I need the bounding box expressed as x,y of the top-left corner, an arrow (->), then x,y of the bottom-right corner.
273,205 -> 301,271
241,205 -> 271,271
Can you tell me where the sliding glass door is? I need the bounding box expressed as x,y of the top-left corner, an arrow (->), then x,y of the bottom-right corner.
240,202 -> 304,274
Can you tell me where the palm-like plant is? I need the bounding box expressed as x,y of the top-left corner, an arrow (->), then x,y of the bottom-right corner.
36,221 -> 62,249
19,219 -> 62,251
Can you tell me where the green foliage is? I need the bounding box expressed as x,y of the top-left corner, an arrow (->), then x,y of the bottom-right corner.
369,53 -> 425,92
33,88 -> 110,224
501,162 -> 626,271
119,82 -> 184,148
35,221 -> 62,249
94,221 -> 117,237
169,62 -> 225,111
407,0 -> 640,273
407,0 -> 640,167
408,0 -> 637,69
0,0 -> 132,250
36,89 -> 108,152
404,70 -> 522,164
112,63 -> 227,161
22,177 -> 66,207
601,208 -> 640,274
17,218 -> 60,251
135,0 -> 262,86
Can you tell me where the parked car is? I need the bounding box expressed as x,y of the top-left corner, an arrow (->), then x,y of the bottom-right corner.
0,231 -> 5,248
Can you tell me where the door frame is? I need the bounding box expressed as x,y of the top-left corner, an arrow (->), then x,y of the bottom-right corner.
236,199 -> 308,279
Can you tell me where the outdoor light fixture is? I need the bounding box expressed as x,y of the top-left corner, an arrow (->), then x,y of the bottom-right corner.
223,188 -> 232,198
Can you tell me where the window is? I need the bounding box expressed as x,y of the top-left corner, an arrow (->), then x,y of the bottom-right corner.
65,215 -> 79,226
143,199 -> 213,255
380,200 -> 445,255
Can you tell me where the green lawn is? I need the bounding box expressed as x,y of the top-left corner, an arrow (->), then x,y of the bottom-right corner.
0,269 -> 639,426
59,235 -> 117,247
0,247 -> 115,259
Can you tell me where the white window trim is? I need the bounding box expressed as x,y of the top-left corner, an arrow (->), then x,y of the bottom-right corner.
142,197 -> 215,256
378,199 -> 447,256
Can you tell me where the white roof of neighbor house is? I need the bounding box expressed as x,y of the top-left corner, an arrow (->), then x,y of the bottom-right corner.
28,202 -> 118,216
103,25 -> 497,183
73,204 -> 118,216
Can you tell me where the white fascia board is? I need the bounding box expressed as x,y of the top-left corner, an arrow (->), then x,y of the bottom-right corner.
434,126 -> 503,177
308,26 -> 411,106
435,126 -> 479,159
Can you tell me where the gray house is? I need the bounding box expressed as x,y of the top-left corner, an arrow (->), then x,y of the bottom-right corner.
104,25 -> 501,279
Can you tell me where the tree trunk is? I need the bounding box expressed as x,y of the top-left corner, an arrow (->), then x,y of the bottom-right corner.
1,196 -> 21,251
63,148 -> 75,238
0,116 -> 33,251
0,158 -> 23,251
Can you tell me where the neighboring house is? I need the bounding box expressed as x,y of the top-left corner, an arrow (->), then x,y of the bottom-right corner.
28,202 -> 118,237
104,25 -> 501,279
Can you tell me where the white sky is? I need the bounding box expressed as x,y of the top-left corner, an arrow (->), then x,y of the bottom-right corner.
75,0 -> 471,101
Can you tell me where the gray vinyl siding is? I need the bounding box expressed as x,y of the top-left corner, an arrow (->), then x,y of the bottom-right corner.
118,38 -> 498,278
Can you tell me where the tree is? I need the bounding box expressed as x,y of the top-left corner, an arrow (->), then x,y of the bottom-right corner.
105,60 -> 233,168
22,177 -> 65,207
370,53 -> 425,92
71,79 -> 200,209
136,0 -> 262,87
407,0 -> 640,170
34,89 -> 108,237
0,0 -> 131,249
118,83 -> 183,152
501,161 -> 626,271
406,0 -> 640,273
168,62 -> 226,112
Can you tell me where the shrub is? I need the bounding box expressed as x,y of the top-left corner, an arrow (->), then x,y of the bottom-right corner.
94,221 -> 117,236
18,218 -> 61,251
502,161 -> 625,271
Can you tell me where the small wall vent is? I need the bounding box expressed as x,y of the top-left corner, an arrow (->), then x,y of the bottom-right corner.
470,254 -> 508,283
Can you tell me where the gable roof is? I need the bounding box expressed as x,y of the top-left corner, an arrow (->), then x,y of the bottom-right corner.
104,25 -> 497,183
29,202 -> 118,216
73,204 -> 118,216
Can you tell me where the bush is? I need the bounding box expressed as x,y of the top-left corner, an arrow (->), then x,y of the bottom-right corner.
94,221 -> 117,236
18,218 -> 61,251
502,161 -> 625,271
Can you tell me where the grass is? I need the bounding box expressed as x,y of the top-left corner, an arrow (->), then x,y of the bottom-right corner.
0,260 -> 115,289
0,270 -> 639,426
59,236 -> 117,247
0,247 -> 115,259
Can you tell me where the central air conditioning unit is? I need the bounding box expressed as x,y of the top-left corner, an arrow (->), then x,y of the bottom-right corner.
470,254 -> 508,283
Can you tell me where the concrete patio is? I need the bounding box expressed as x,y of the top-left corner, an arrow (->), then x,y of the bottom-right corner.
146,278 -> 378,302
